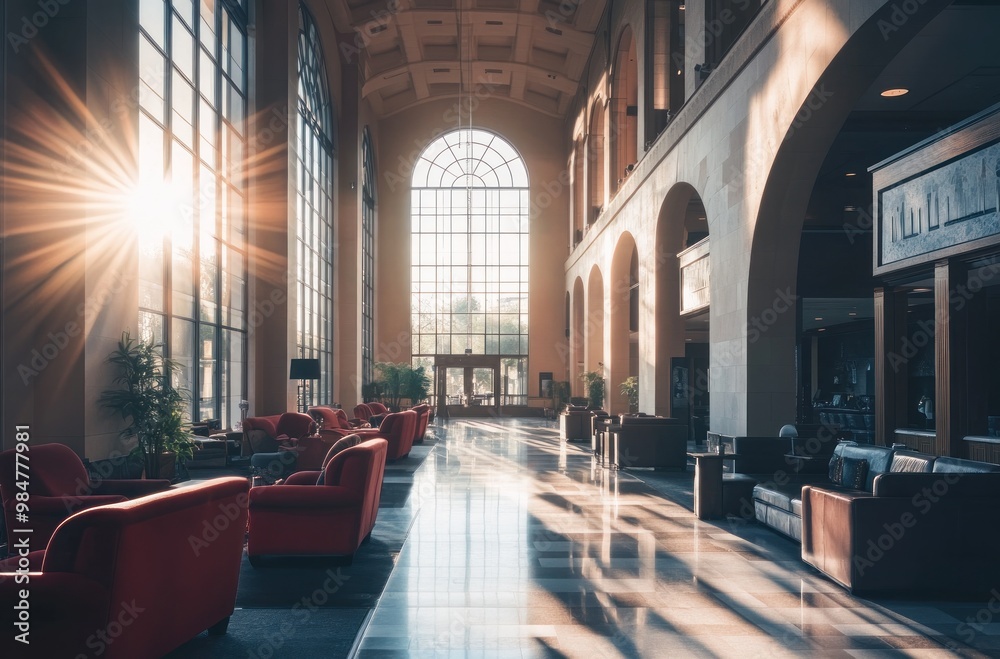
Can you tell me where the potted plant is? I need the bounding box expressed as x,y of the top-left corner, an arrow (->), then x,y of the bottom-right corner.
580,364 -> 605,410
620,376 -> 639,414
100,331 -> 194,479
401,364 -> 431,407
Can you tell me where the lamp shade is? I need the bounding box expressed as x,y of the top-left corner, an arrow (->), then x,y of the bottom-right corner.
289,358 -> 321,380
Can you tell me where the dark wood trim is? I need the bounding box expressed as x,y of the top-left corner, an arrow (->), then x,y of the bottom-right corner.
934,261 -> 968,457
874,287 -> 908,447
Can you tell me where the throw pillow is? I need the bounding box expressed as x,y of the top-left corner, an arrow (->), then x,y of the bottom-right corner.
840,457 -> 869,490
316,434 -> 364,485
828,455 -> 843,483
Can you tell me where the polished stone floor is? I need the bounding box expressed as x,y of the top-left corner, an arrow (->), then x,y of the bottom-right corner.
355,418 -> 999,658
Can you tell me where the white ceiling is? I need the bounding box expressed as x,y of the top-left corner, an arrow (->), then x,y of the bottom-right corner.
325,0 -> 607,117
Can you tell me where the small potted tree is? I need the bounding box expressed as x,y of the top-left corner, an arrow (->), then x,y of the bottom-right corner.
401,364 -> 431,407
579,364 -> 605,410
100,331 -> 194,479
620,376 -> 639,414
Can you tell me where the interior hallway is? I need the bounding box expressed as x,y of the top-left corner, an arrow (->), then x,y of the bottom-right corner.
356,419 -> 997,657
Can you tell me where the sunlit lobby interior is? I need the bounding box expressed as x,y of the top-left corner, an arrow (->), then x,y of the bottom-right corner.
3,0 -> 1000,656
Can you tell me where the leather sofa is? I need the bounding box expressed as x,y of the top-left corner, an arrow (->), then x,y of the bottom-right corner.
247,438 -> 388,563
0,477 -> 248,658
0,443 -> 171,550
801,450 -> 1000,596
606,416 -> 687,470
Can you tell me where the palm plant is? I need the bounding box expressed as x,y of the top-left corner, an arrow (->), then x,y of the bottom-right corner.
100,331 -> 194,478
620,376 -> 639,413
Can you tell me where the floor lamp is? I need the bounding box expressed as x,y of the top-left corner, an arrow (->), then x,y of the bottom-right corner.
290,358 -> 321,413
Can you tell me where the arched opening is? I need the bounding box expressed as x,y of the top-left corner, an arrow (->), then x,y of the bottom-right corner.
572,276 -> 585,388
655,184 -> 709,437
610,233 -> 638,413
746,0 -> 966,437
611,26 -> 638,195
585,265 -> 605,400
410,128 -> 530,417
586,100 -> 605,223
572,138 -> 585,247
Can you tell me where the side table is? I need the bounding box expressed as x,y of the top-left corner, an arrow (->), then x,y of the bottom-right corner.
687,451 -> 744,519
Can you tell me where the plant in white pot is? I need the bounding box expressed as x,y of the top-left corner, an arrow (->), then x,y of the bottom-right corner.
100,331 -> 194,479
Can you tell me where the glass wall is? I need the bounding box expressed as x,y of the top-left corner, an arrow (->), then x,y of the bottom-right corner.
138,0 -> 249,427
295,4 -> 335,406
410,129 -> 530,405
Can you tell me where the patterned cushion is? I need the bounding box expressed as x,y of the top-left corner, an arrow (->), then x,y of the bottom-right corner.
841,457 -> 869,490
829,455 -> 843,483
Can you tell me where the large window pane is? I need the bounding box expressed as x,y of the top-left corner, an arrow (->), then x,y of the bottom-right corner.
295,5 -> 335,407
411,129 -> 529,407
139,0 -> 247,426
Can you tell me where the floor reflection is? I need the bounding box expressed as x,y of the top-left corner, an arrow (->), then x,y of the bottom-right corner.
356,418 -> 992,657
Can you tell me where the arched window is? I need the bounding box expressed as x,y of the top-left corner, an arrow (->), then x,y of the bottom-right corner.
361,127 -> 376,388
137,0 -> 249,427
410,129 -> 530,405
296,4 -> 335,406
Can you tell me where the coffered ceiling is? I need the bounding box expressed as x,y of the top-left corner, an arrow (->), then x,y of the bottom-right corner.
325,0 -> 608,117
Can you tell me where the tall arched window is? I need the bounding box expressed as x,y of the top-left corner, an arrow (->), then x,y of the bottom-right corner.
411,129 -> 530,405
361,127 -> 376,388
295,4 -> 335,406
137,0 -> 249,427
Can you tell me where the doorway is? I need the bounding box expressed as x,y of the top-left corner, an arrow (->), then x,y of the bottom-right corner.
434,355 -> 501,418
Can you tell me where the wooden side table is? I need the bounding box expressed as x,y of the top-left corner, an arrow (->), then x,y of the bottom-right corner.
688,452 -> 725,519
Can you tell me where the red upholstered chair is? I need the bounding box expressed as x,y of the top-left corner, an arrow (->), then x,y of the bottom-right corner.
411,403 -> 431,443
368,402 -> 390,415
242,412 -> 316,455
368,410 -> 418,460
353,403 -> 376,424
247,438 -> 388,563
0,477 -> 248,659
0,443 -> 170,550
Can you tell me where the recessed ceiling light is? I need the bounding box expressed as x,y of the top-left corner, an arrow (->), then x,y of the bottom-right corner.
848,312 -> 857,317
685,338 -> 692,342
814,317 -> 823,321
912,287 -> 932,293
845,172 -> 857,177
698,216 -> 706,221
844,205 -> 857,212
881,88 -> 909,97
679,4 -> 686,10
818,328 -> 826,332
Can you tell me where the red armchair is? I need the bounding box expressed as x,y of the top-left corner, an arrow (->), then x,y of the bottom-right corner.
242,412 -> 315,455
0,443 -> 170,550
0,477 -> 248,658
412,403 -> 431,443
353,403 -> 375,423
370,410 -> 418,460
247,438 -> 388,563
368,402 -> 390,415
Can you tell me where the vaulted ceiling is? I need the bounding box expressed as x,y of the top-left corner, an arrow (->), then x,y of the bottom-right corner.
326,0 -> 608,117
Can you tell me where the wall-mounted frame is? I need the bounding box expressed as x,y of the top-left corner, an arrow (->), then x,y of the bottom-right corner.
871,102 -> 1000,276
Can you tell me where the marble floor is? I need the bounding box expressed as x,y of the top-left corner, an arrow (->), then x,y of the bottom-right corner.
355,418 -> 999,658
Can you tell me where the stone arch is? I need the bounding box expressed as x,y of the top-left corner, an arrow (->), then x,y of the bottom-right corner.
610,25 -> 638,195
654,182 -> 708,416
744,0 -> 952,434
610,232 -> 638,414
587,99 -> 606,219
586,265 -> 605,387
572,276 -> 586,387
